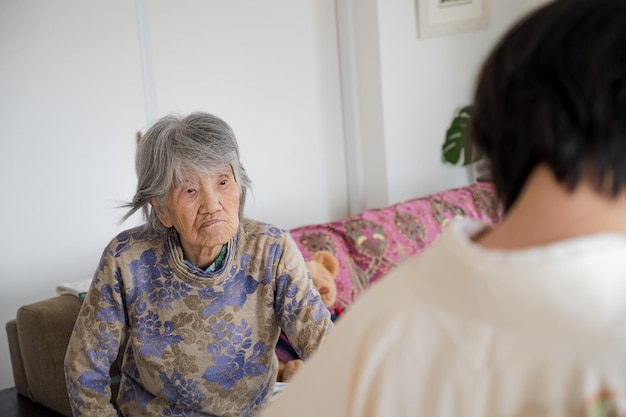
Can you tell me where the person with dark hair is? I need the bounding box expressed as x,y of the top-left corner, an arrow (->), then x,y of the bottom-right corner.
263,0 -> 626,415
64,112 -> 333,416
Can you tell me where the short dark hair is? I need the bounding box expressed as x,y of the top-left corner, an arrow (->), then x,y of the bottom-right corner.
471,0 -> 626,211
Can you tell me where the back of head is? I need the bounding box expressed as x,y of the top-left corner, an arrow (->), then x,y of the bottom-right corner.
471,0 -> 626,210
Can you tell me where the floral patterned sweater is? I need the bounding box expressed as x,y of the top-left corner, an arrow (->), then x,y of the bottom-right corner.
64,219 -> 333,417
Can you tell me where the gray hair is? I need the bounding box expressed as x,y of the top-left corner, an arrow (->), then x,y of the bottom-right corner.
122,112 -> 252,238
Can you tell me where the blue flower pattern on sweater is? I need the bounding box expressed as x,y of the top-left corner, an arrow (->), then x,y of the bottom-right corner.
64,219 -> 333,417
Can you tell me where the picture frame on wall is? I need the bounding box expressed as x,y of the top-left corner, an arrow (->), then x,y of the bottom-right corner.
416,0 -> 491,38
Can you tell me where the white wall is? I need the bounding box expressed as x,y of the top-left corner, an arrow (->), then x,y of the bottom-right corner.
374,0 -> 550,204
0,0 -> 146,390
0,0 -> 550,390
0,0 -> 345,390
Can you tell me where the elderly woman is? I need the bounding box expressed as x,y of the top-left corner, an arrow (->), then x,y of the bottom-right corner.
64,112 -> 333,417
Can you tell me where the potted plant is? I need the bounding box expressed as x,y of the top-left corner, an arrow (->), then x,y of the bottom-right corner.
441,105 -> 491,181
441,105 -> 482,165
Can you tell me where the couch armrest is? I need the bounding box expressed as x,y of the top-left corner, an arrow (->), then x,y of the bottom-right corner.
16,294 -> 82,417
6,319 -> 28,397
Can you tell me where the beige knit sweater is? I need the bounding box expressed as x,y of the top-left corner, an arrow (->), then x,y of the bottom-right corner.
65,219 -> 332,417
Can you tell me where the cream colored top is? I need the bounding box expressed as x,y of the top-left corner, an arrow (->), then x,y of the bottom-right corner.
265,219 -> 626,417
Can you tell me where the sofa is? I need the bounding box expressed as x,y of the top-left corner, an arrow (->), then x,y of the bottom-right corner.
5,182 -> 502,416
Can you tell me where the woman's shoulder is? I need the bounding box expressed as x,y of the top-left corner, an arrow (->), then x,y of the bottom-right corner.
240,218 -> 291,238
236,219 -> 304,268
101,225 -> 161,257
111,225 -> 146,241
237,218 -> 301,254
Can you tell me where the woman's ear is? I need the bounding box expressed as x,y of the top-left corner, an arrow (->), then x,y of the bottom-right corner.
151,198 -> 173,228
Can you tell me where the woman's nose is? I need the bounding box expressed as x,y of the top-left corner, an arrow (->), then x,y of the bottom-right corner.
199,189 -> 221,214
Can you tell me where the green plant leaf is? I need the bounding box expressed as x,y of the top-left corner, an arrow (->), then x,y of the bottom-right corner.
442,105 -> 480,166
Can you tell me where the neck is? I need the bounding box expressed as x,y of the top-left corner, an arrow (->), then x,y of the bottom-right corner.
181,242 -> 225,270
476,165 -> 626,249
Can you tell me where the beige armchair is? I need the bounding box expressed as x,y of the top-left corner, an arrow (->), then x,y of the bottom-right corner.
6,294 -> 122,416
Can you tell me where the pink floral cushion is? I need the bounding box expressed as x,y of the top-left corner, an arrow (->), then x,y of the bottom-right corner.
290,182 -> 502,310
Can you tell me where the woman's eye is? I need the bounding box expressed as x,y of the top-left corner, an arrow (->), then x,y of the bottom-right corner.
219,179 -> 228,186
185,188 -> 195,194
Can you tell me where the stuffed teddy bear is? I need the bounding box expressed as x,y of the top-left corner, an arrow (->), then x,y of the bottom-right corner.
275,250 -> 342,382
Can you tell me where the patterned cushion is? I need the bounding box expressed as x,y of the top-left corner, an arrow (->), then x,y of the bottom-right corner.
290,182 -> 502,310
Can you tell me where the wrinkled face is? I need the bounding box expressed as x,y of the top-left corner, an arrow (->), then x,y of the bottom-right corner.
153,166 -> 241,260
